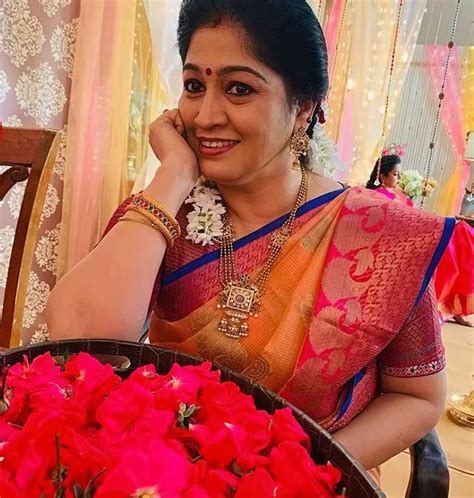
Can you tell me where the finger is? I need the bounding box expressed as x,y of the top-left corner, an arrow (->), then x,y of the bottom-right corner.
157,108 -> 177,126
174,110 -> 186,135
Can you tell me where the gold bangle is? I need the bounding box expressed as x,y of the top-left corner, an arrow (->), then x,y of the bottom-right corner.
119,215 -> 155,229
119,212 -> 174,247
140,193 -> 179,229
129,193 -> 181,237
126,201 -> 180,240
126,205 -> 175,246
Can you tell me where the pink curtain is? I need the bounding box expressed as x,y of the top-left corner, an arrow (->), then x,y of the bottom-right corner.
426,45 -> 471,214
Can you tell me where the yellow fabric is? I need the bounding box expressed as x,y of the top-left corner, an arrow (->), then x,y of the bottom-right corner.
436,46 -> 474,216
150,193 -> 347,393
128,1 -> 167,192
58,0 -> 163,276
435,163 -> 463,216
461,46 -> 474,140
10,131 -> 62,347
325,0 -> 351,143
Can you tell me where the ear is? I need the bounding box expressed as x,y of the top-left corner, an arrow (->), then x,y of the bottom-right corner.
294,99 -> 317,132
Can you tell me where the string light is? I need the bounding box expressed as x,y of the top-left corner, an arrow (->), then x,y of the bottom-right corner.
374,0 -> 404,186
421,0 -> 463,208
328,0 -> 351,96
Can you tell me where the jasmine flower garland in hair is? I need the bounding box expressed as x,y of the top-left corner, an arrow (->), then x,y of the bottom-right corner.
306,127 -> 344,179
306,102 -> 344,179
185,177 -> 226,246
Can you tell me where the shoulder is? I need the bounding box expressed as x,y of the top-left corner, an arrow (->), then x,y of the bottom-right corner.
306,173 -> 344,201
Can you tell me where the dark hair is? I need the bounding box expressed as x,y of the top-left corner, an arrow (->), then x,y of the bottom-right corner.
366,155 -> 401,189
177,0 -> 328,164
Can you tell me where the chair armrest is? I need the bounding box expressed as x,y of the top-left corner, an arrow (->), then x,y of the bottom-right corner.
405,430 -> 449,498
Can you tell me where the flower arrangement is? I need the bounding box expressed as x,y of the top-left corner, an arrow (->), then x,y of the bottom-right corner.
400,169 -> 423,199
185,177 -> 226,246
0,352 -> 346,498
400,170 -> 438,200
422,178 -> 438,197
382,143 -> 405,157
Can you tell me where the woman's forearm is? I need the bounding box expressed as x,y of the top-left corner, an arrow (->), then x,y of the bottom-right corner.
333,392 -> 444,469
46,167 -> 194,341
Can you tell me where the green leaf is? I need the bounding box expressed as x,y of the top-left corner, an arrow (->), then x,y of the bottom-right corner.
184,404 -> 198,418
84,468 -> 107,497
54,488 -> 66,498
176,403 -> 200,429
0,398 -> 10,415
72,483 -> 85,498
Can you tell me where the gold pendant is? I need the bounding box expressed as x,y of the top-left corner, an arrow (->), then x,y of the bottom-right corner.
217,277 -> 260,339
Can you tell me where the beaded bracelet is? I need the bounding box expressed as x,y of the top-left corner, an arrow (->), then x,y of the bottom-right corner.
128,193 -> 181,239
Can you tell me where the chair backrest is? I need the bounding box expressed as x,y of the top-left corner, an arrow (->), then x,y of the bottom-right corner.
0,126 -> 60,348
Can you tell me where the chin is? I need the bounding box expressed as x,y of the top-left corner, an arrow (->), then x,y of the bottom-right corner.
198,158 -> 244,184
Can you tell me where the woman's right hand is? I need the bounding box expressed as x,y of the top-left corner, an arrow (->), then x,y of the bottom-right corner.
145,108 -> 199,212
149,108 -> 199,181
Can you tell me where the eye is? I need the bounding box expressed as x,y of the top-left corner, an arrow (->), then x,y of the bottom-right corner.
226,82 -> 254,96
184,79 -> 205,93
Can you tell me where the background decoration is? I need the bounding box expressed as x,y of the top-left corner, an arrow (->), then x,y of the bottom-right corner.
325,0 -> 427,185
421,0 -> 463,210
0,0 -> 79,345
1,0 -> 473,346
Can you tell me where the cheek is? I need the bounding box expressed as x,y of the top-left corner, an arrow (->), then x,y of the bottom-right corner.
252,101 -> 293,143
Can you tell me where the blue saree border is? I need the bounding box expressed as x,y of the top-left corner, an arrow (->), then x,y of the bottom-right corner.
415,216 -> 456,306
337,368 -> 366,420
162,188 -> 346,287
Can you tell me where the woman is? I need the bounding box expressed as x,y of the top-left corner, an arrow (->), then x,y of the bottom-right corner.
47,0 -> 451,471
366,153 -> 413,206
368,154 -> 473,327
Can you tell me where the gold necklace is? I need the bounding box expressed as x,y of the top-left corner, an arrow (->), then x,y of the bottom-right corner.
217,167 -> 309,339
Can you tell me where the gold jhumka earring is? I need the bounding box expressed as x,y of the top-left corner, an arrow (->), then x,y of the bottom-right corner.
289,127 -> 310,167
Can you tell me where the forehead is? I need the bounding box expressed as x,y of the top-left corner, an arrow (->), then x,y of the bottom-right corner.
185,24 -> 266,73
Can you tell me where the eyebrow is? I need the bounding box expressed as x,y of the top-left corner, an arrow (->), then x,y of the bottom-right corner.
183,63 -> 267,83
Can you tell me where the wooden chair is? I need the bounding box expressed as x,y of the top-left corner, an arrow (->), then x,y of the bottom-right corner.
406,430 -> 450,497
0,126 -> 61,348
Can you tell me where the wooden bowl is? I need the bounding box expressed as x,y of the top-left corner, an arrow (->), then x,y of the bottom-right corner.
0,340 -> 385,498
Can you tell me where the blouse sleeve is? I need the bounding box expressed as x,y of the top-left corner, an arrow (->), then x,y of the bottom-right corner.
378,283 -> 446,377
102,196 -> 134,237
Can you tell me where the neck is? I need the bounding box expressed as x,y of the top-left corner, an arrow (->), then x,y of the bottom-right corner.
217,164 -> 302,238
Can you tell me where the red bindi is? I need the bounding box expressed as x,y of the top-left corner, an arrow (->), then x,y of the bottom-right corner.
205,68 -> 212,76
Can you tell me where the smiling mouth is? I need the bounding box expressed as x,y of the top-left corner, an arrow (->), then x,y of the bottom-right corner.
198,139 -> 240,157
200,139 -> 239,148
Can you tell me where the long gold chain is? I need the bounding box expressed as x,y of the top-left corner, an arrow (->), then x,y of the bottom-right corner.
217,166 -> 309,339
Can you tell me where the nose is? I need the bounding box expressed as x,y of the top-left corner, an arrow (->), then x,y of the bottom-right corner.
194,90 -> 228,129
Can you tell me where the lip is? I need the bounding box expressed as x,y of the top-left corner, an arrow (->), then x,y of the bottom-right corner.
197,137 -> 240,157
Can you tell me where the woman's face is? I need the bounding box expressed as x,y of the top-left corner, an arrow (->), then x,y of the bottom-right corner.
178,24 -> 307,186
381,165 -> 401,188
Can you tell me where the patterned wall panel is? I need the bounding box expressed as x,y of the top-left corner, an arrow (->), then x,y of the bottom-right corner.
0,0 -> 80,344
